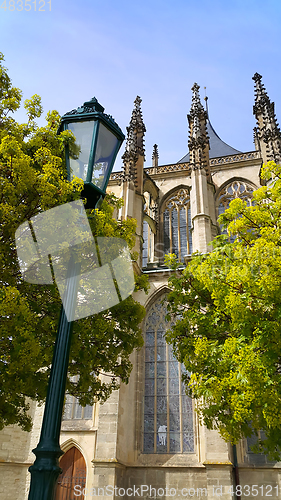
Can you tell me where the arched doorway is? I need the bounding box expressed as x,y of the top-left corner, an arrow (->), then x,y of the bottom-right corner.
55,446 -> 86,500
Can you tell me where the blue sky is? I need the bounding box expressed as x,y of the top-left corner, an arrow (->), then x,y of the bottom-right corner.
1,0 -> 281,171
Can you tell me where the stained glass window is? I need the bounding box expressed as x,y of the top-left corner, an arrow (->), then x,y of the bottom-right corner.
163,188 -> 192,262
217,180 -> 254,241
143,296 -> 194,454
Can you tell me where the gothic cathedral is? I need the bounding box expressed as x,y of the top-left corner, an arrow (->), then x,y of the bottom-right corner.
1,74 -> 281,500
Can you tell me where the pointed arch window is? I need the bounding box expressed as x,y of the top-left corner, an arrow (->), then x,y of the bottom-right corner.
163,188 -> 192,262
218,180 -> 254,216
217,180 -> 255,241
143,295 -> 194,454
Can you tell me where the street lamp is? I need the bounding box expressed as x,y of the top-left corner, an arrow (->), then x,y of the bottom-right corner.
27,98 -> 125,500
60,97 -> 125,208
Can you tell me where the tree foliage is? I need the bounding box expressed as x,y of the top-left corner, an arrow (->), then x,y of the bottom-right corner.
0,53 -> 147,431
165,161 -> 281,459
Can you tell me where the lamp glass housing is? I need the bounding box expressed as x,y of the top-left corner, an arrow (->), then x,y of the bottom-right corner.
92,122 -> 119,190
67,121 -> 95,182
59,97 -> 125,208
66,120 -> 120,193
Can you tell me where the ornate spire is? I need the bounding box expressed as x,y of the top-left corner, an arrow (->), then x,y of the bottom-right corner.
122,96 -> 146,183
152,144 -> 159,168
123,96 -> 146,157
252,73 -> 281,163
253,72 -> 270,112
187,83 -> 210,174
190,83 -> 205,117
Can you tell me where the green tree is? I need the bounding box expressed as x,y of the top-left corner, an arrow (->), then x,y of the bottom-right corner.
0,53 -> 147,431
165,161 -> 281,460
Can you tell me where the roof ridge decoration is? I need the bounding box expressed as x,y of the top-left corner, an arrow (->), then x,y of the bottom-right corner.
187,83 -> 210,175
252,73 -> 281,163
122,96 -> 146,184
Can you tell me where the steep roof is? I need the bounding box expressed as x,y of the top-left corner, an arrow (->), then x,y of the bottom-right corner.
178,116 -> 241,164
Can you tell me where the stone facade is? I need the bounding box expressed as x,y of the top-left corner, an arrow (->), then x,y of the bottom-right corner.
1,76 -> 281,499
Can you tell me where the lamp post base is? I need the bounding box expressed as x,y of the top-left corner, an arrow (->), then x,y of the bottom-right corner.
28,449 -> 63,500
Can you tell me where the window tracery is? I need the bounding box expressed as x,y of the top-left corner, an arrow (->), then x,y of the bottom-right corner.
143,296 -> 194,454
218,180 -> 254,216
217,180 -> 255,241
163,188 -> 192,262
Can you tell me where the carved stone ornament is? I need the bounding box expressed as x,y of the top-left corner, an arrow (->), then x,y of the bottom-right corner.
252,73 -> 281,162
163,188 -> 191,210
189,83 -> 205,118
187,83 -> 209,175
218,181 -> 254,213
122,96 -> 146,183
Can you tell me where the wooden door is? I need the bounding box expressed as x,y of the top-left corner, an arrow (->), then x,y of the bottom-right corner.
55,446 -> 86,500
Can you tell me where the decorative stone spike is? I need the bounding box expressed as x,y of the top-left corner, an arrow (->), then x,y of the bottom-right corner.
152,144 -> 159,168
190,83 -> 204,117
253,73 -> 271,116
152,144 -> 159,158
188,85 -> 213,253
187,83 -> 210,176
120,97 -> 146,269
252,73 -> 281,163
253,127 -> 260,152
122,96 -> 146,183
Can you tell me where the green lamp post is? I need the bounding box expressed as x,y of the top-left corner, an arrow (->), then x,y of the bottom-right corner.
27,98 -> 125,500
